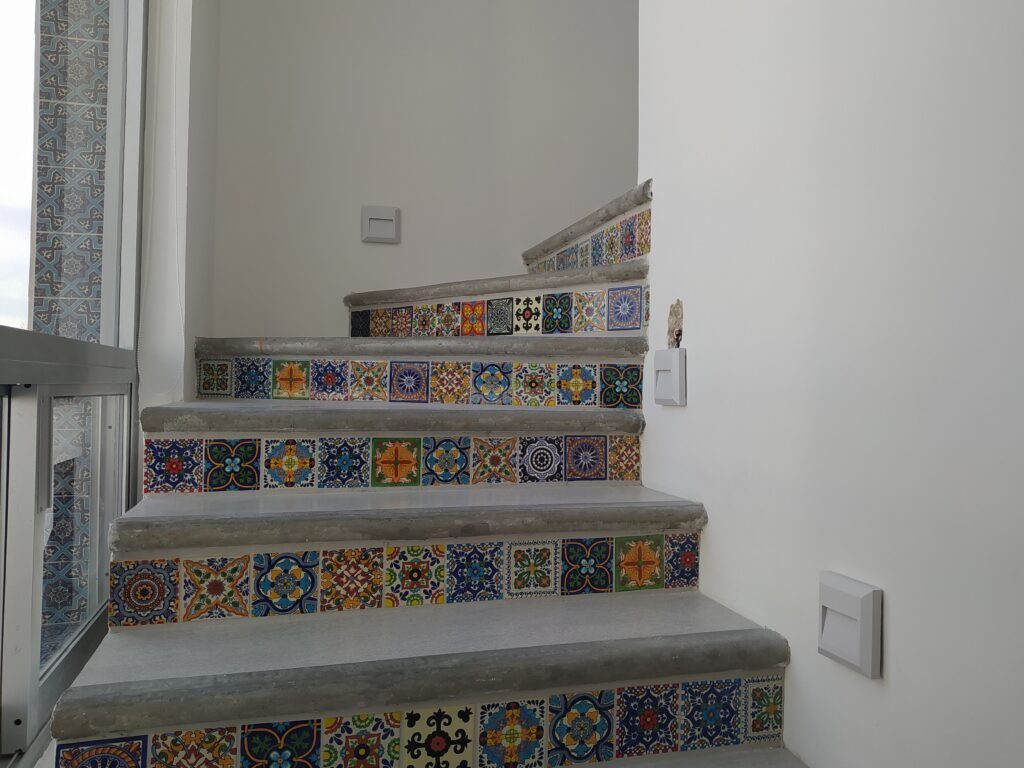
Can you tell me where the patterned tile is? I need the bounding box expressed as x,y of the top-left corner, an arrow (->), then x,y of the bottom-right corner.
234,357 -> 272,399
151,728 -> 236,768
606,286 -> 643,331
436,302 -> 462,337
560,539 -> 613,595
109,559 -> 179,626
57,737 -> 146,768
384,545 -> 445,606
664,533 -> 700,589
478,700 -> 545,768
311,359 -> 350,401
350,310 -> 371,337
446,542 -> 503,603
273,360 -> 311,399
422,436 -> 471,485
518,436 -> 564,483
542,293 -> 572,335
615,535 -> 664,591
205,439 -> 261,491
601,223 -> 621,265
182,556 -> 250,621
746,677 -> 784,742
198,359 -> 233,396
401,706 -> 474,768
486,298 -> 514,336
320,547 -> 384,611
564,436 -> 607,481
505,540 -> 559,598
461,301 -> 487,336
471,362 -> 513,406
608,436 -> 641,482
472,437 -> 519,484
35,164 -> 105,234
513,296 -> 542,334
389,361 -> 430,403
413,305 -> 436,336
547,691 -> 614,764
578,240 -> 591,268
39,34 -> 109,106
40,0 -> 111,42
572,291 -> 607,333
620,215 -> 638,260
430,361 -> 471,404
637,209 -> 652,255
32,231 -> 102,298
513,363 -> 556,407
615,684 -> 679,757
555,365 -> 597,407
317,437 -> 370,488
370,308 -> 392,337
350,361 -> 389,401
643,286 -> 650,327
240,721 -> 320,768
679,679 -> 743,750
589,232 -> 605,267
600,365 -> 642,409
391,306 -> 414,337
371,437 -> 422,487
322,713 -> 401,768
31,297 -> 101,341
263,438 -> 316,489
144,438 -> 203,493
251,552 -> 319,616
555,245 -> 579,272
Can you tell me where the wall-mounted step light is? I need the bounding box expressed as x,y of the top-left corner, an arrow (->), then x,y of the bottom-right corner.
361,206 -> 401,243
818,571 -> 883,678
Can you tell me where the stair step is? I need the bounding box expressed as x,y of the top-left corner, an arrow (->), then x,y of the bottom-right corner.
614,748 -> 806,767
53,590 -> 789,740
113,485 -> 705,553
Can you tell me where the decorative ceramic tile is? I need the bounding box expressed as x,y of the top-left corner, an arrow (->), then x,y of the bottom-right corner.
637,209 -> 651,255
505,540 -> 559,598
370,308 -> 392,337
478,700 -> 545,768
371,437 -> 422,487
547,691 -> 614,765
389,361 -> 430,403
446,542 -> 503,603
599,365 -> 642,409
151,728 -> 236,768
144,438 -> 203,493
311,359 -> 350,401
350,361 -> 390,401
615,535 -> 664,591
471,362 -> 513,406
518,436 -> 564,483
608,436 -> 641,482
461,301 -> 486,336
664,533 -> 700,589
578,241 -> 591,269
601,224 -> 621,265
251,552 -> 319,617
605,286 -> 643,332
422,436 -> 471,485
513,296 -> 542,334
486,298 -> 514,336
273,360 -> 311,399
234,357 -> 272,399
322,713 -> 401,768
746,677 -> 784,742
430,361 -> 471,404
32,297 -> 101,341
679,679 -> 743,750
513,363 -> 556,407
317,438 -> 370,489
182,556 -> 250,621
35,165 -> 105,234
555,245 -> 579,272
205,439 -> 261,491
109,558 -> 179,626
32,231 -> 102,298
564,436 -> 607,481
39,34 -> 109,106
472,437 -> 519,484
615,684 -> 678,757
620,215 -> 638,260
555,365 -> 597,407
589,232 -> 605,267
560,539 -> 613,595
320,547 -> 384,611
436,302 -> 462,337
541,293 -> 572,335
572,292 -> 607,333
40,0 -> 111,42
643,287 -> 650,327
240,721 -> 320,768
413,305 -> 436,336
263,438 -> 316,489
198,359 -> 233,396
351,310 -> 371,337
57,737 -> 146,768
383,545 -> 445,606
401,707 -> 474,768
391,306 -> 414,337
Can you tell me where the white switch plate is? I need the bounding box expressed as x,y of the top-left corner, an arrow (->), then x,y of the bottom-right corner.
361,205 -> 401,243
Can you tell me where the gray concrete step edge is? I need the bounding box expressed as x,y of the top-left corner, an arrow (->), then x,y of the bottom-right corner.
343,260 -> 648,308
597,747 -> 807,768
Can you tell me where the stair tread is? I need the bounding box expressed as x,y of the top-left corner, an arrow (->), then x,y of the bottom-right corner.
55,591 -> 788,739
113,484 -> 706,552
606,748 -> 806,768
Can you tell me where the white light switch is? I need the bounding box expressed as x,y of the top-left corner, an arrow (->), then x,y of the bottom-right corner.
361,206 -> 401,243
818,571 -> 883,678
653,348 -> 687,406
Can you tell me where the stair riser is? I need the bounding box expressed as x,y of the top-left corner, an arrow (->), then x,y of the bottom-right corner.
528,205 -> 652,274
108,532 -> 700,628
143,435 -> 640,494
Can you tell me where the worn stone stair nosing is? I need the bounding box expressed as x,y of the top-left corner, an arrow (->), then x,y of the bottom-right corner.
600,747 -> 808,768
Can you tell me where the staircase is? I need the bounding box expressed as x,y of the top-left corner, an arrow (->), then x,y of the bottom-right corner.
51,181 -> 803,768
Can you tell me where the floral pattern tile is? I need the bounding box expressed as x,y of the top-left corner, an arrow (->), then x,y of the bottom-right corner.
234,357 -> 272,399
198,360 -> 233,396
679,679 -> 743,750
572,292 -> 607,333
370,308 -> 392,338
371,437 -> 422,487
391,306 -> 414,337
555,245 -> 579,272
318,437 -> 370,488
436,302 -> 462,337
144,438 -> 203,493
555,365 -> 598,407
547,691 -> 614,765
599,365 -> 642,409
637,209 -> 651,255
350,361 -> 389,401
263,438 -> 316,489
746,677 -> 784,742
273,360 -> 310,399
564,436 -> 607,481
322,712 -> 401,768
251,552 -> 318,617
601,223 -> 621,265
413,305 -> 437,336
479,700 -> 545,768
608,436 -> 641,482
182,556 -> 250,621
205,439 -> 261,492
560,539 -> 613,595
422,436 -> 471,485
384,545 -> 445,607
619,216 -> 638,260
389,361 -> 429,403
109,558 -> 179,626
57,738 -> 146,768
447,542 -> 504,603
506,540 -> 559,598
514,296 -> 542,334
320,547 -> 384,611
518,436 -> 564,483
311,359 -> 350,401
430,361 -> 471,405
542,294 -> 572,335
605,286 -> 642,331
486,298 -> 514,336
615,684 -> 678,757
664,533 -> 699,589
401,707 -> 474,768
615,535 -> 664,591
240,721 -> 319,768
151,728 -> 236,768
461,301 -> 486,336
513,363 -> 556,407
472,437 -> 519,484
471,362 -> 513,406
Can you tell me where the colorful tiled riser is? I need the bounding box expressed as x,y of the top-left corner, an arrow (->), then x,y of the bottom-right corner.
108,533 -> 699,628
143,435 -> 640,493
196,358 -> 643,409
529,206 -> 651,274
54,671 -> 783,768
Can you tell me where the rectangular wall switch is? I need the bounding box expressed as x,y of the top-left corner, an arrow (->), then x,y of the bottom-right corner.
819,571 -> 883,678
361,205 -> 401,243
653,347 -> 687,406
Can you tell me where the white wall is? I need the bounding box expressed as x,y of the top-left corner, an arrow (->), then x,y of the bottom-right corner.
207,0 -> 638,337
639,2 -> 1024,766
